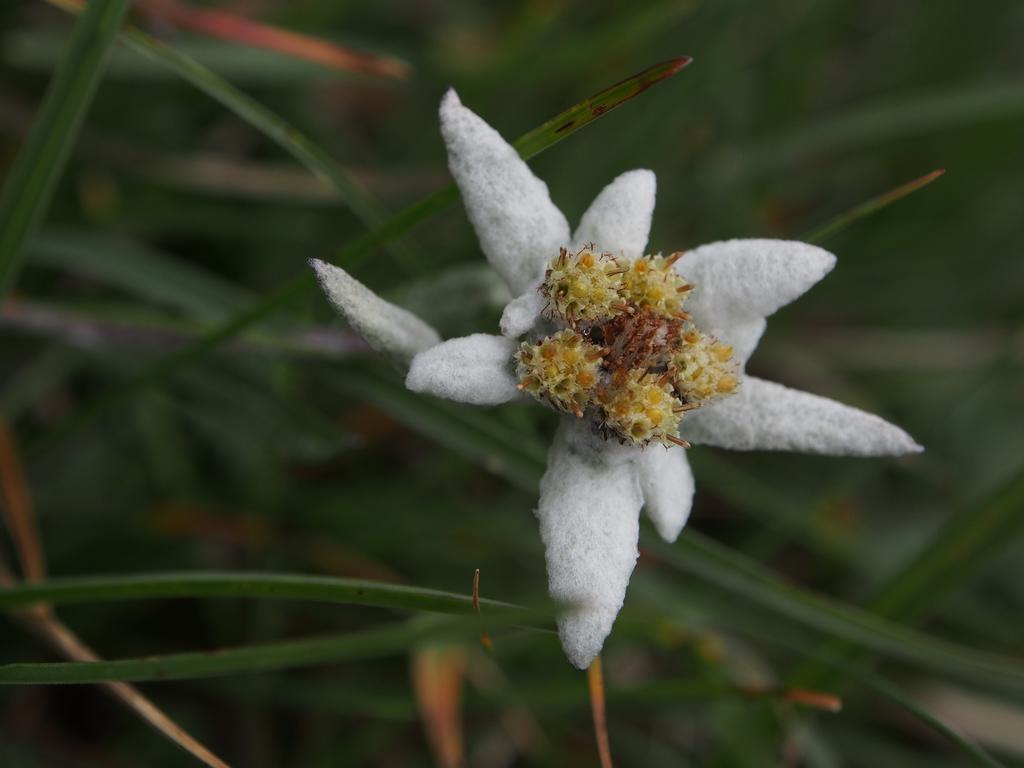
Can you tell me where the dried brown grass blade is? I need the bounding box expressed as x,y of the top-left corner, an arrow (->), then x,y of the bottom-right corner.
0,420 -> 230,768
138,0 -> 409,79
0,420 -> 45,581
588,656 -> 614,768
411,646 -> 466,768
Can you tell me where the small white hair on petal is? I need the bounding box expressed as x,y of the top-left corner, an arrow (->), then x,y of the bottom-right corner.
406,333 -> 521,406
677,239 -> 836,365
637,446 -> 695,542
573,169 -> 656,259
681,376 -> 924,456
439,89 -> 571,294
536,420 -> 642,669
499,286 -> 546,338
309,258 -> 441,366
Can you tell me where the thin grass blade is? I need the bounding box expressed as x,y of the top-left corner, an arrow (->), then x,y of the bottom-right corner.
0,570 -> 542,626
0,0 -> 131,296
793,466 -> 1024,688
0,619 -> 477,685
805,169 -> 946,243
136,0 -> 409,78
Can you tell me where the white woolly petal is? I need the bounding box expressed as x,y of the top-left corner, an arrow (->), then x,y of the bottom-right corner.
440,90 -> 570,294
676,239 -> 836,364
499,286 -> 545,338
405,333 -> 519,405
309,258 -> 441,366
680,376 -> 923,456
637,447 -> 695,542
573,169 -> 656,258
536,420 -> 642,669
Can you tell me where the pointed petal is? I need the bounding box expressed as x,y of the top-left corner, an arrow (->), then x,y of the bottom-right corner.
573,169 -> 656,258
638,447 -> 695,542
676,239 -> 836,364
440,90 -> 570,294
499,285 -> 546,338
680,376 -> 923,456
406,333 -> 519,405
536,420 -> 642,669
310,258 -> 441,366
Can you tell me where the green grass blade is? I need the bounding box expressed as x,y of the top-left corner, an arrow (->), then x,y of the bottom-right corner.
44,0 -> 381,230
646,531 -> 1024,693
793,466 -> 1024,688
863,675 -> 1007,768
32,58 -> 692,452
0,619 -> 475,685
805,169 -> 946,243
0,0 -> 131,296
512,57 -> 692,159
0,570 -> 542,626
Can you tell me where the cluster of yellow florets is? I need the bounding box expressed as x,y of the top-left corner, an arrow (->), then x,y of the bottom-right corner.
598,370 -> 683,446
541,247 -> 693,326
672,329 -> 739,403
515,329 -> 603,417
541,247 -> 626,324
521,246 -> 740,448
621,252 -> 692,317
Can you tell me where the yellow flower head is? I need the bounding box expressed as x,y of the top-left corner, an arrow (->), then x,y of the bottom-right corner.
541,246 -> 627,325
518,249 -> 739,448
515,329 -> 603,417
672,327 -> 739,403
599,369 -> 683,447
620,252 -> 692,318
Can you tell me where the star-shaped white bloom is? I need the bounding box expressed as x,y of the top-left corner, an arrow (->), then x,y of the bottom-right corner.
310,90 -> 922,670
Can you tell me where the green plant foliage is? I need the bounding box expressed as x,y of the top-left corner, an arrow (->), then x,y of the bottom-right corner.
1,1 -> 1022,766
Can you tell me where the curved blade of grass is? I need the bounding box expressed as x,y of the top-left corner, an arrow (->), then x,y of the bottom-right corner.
0,0 -> 131,296
136,0 -> 409,79
864,674 -> 1006,768
44,0 -> 383,231
645,531 -> 1024,693
805,168 -> 946,243
793,465 -> 1024,688
0,570 -> 544,627
0,619 -> 476,685
512,56 -> 691,159
29,57 -> 692,455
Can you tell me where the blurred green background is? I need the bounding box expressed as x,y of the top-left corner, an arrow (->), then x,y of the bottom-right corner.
1,0 -> 1023,765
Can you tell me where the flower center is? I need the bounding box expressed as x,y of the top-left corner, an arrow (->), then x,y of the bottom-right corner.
515,246 -> 739,448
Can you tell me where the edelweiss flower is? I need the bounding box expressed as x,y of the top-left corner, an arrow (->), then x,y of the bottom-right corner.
310,90 -> 922,669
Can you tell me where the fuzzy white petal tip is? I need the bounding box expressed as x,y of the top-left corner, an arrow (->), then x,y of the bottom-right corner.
309,258 -> 440,366
573,169 -> 656,258
536,421 -> 642,669
499,287 -> 546,338
406,333 -> 520,406
439,89 -> 570,294
638,446 -> 695,542
678,239 -> 836,364
682,376 -> 923,456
